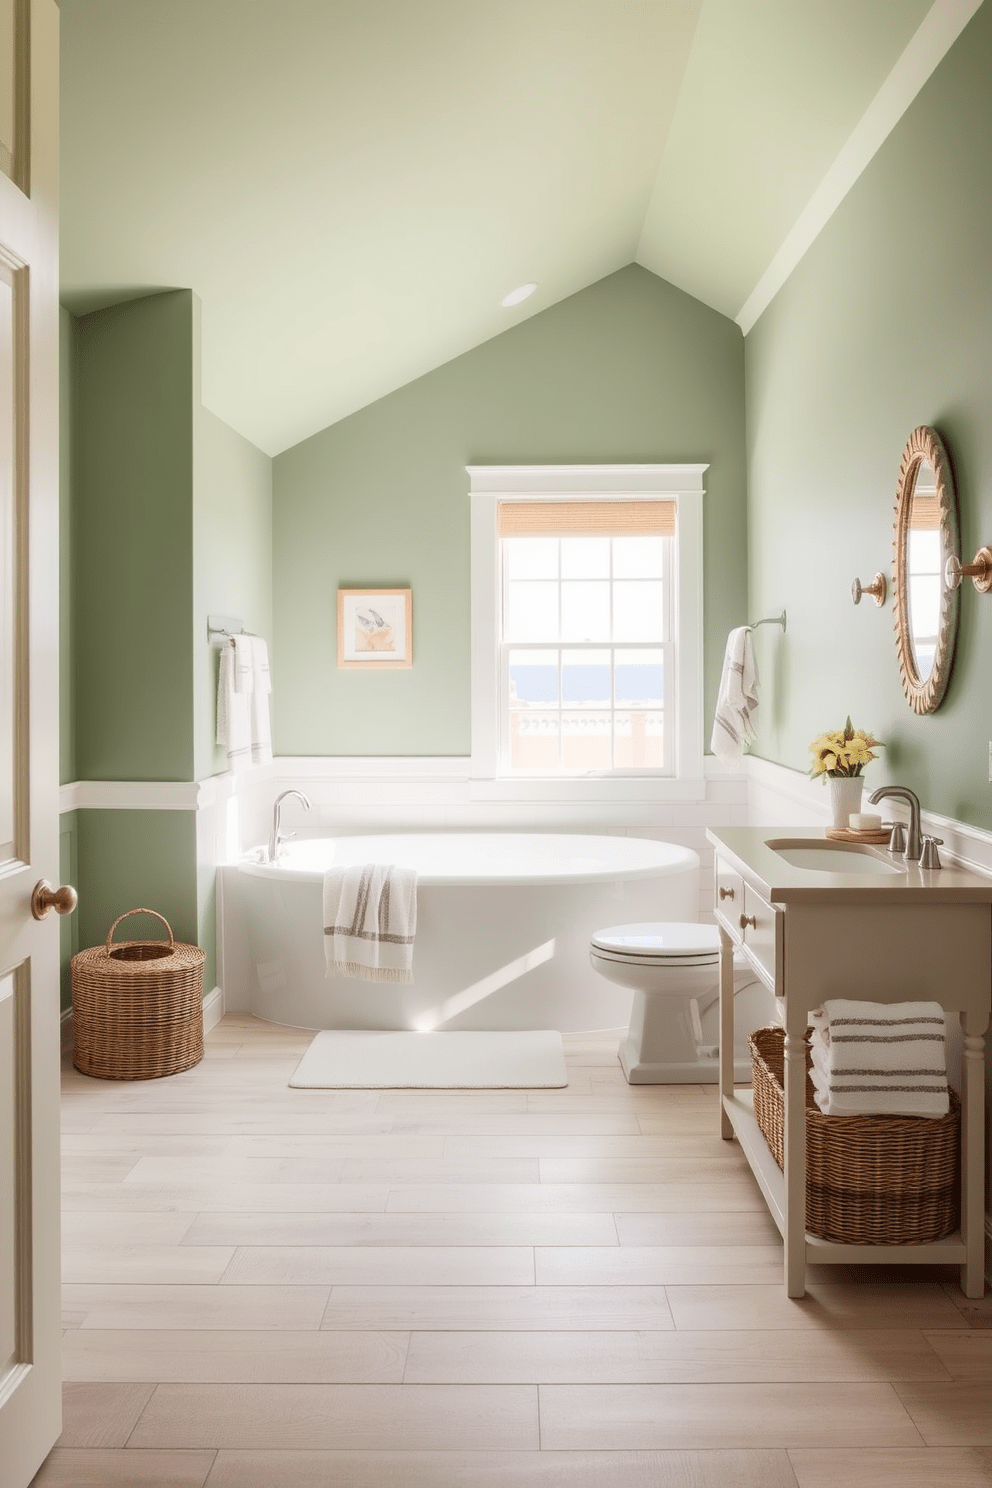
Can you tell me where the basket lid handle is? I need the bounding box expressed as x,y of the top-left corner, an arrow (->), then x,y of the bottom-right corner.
105,908 -> 176,954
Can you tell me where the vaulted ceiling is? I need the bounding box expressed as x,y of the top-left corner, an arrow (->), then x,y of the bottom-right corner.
60,0 -> 958,455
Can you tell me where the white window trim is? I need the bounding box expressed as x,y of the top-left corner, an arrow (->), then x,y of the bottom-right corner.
468,464 -> 707,802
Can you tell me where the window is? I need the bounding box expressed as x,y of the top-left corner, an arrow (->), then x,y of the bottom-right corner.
906,483 -> 941,678
500,501 -> 674,773
469,466 -> 707,794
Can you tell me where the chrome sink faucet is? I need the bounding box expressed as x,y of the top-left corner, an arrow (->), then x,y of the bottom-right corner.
868,785 -> 922,860
269,789 -> 312,862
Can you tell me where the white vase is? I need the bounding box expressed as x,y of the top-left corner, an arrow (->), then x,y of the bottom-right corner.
828,775 -> 863,830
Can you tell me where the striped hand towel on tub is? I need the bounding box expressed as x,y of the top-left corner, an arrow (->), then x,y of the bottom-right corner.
808,999 -> 948,1118
323,864 -> 417,983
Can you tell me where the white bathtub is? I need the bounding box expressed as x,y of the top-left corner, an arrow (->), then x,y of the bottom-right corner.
236,832 -> 700,1032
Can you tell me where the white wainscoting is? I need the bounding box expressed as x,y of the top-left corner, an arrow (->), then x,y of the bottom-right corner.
60,758 -> 751,1014
231,757 -> 750,925
746,754 -> 992,878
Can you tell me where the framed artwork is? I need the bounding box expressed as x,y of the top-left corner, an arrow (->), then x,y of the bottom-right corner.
337,588 -> 413,669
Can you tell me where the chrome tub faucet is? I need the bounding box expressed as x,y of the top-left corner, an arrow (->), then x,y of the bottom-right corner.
269,789 -> 312,862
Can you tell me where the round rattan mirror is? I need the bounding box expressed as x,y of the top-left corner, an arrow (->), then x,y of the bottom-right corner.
893,426 -> 959,715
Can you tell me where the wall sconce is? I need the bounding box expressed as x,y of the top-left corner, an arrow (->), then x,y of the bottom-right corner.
944,548 -> 992,593
852,573 -> 887,606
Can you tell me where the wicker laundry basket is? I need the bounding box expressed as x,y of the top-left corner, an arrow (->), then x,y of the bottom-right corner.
748,1025 -> 959,1245
71,909 -> 205,1080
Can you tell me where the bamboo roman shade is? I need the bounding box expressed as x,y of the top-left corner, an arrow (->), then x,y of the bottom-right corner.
498,500 -> 676,539
910,493 -> 941,531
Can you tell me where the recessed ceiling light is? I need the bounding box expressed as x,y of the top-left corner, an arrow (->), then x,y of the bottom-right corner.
501,283 -> 537,308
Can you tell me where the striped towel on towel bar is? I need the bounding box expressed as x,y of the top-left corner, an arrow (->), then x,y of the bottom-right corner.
710,627 -> 758,771
808,999 -> 949,1118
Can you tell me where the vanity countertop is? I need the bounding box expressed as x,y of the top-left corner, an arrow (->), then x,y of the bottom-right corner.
707,827 -> 992,906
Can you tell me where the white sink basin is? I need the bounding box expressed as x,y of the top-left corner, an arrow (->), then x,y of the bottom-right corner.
765,839 -> 905,876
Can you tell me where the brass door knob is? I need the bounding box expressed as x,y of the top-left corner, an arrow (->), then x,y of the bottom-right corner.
719,886 -> 735,901
739,913 -> 757,931
31,881 -> 78,921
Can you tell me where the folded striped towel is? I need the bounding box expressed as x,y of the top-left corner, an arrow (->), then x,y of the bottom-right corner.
808,999 -> 948,1118
323,864 -> 417,984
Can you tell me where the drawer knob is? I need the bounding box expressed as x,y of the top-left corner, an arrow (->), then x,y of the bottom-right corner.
719,886 -> 735,901
739,913 -> 757,931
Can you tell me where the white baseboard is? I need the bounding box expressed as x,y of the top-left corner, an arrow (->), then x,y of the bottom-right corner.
202,985 -> 224,1033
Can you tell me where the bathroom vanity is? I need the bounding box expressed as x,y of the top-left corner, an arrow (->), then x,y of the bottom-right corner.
707,829 -> 991,1298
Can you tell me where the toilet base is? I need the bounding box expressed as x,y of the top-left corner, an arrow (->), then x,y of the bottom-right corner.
618,1040 -> 752,1084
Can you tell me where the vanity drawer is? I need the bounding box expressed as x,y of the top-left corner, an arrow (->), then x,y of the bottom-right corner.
714,858 -> 745,940
740,883 -> 783,996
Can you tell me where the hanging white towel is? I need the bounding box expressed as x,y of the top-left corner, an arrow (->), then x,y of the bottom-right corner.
249,635 -> 273,766
323,864 -> 417,983
231,633 -> 254,694
710,627 -> 758,771
216,640 -> 253,774
808,999 -> 949,1118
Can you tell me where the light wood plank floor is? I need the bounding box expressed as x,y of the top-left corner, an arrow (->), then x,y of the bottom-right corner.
33,1015 -> 992,1487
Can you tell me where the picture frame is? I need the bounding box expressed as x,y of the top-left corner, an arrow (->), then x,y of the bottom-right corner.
337,588 -> 413,669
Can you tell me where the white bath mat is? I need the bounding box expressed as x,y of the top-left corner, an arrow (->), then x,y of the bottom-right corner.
289,1029 -> 568,1089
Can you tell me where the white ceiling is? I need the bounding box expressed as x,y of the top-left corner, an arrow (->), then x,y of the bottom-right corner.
59,0 -> 956,455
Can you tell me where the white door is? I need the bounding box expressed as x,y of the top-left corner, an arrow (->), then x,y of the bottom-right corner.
0,2 -> 64,1484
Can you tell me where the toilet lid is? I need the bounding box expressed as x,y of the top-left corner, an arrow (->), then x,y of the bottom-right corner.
590,921 -> 721,964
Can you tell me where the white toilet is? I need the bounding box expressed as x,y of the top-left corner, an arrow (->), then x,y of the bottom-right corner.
589,921 -> 756,1084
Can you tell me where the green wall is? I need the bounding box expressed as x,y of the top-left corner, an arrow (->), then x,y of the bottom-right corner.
59,811 -> 79,1010
74,812 -> 200,972
61,291 -> 272,1003
272,264 -> 746,756
193,403 -> 274,781
74,290 -> 195,782
745,1 -> 992,827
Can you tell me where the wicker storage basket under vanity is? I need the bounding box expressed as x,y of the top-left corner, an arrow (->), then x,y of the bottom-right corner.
71,909 -> 205,1080
749,1025 -> 960,1245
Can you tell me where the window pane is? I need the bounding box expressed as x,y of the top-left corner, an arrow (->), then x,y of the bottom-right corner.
908,529 -> 941,575
506,581 -> 558,641
615,649 -> 664,707
908,573 -> 940,670
561,581 -> 610,640
506,537 -> 558,580
562,712 -> 611,771
613,535 -> 666,578
613,580 -> 664,641
509,710 -> 559,771
508,649 -> 559,706
562,650 -> 610,707
615,711 -> 665,769
561,537 -> 609,579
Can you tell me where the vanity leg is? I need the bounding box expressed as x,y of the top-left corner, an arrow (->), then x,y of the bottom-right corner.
960,1019 -> 987,1298
719,929 -> 735,1139
784,1023 -> 807,1298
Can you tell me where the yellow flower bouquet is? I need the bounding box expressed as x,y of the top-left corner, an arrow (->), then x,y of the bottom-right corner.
809,717 -> 884,780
